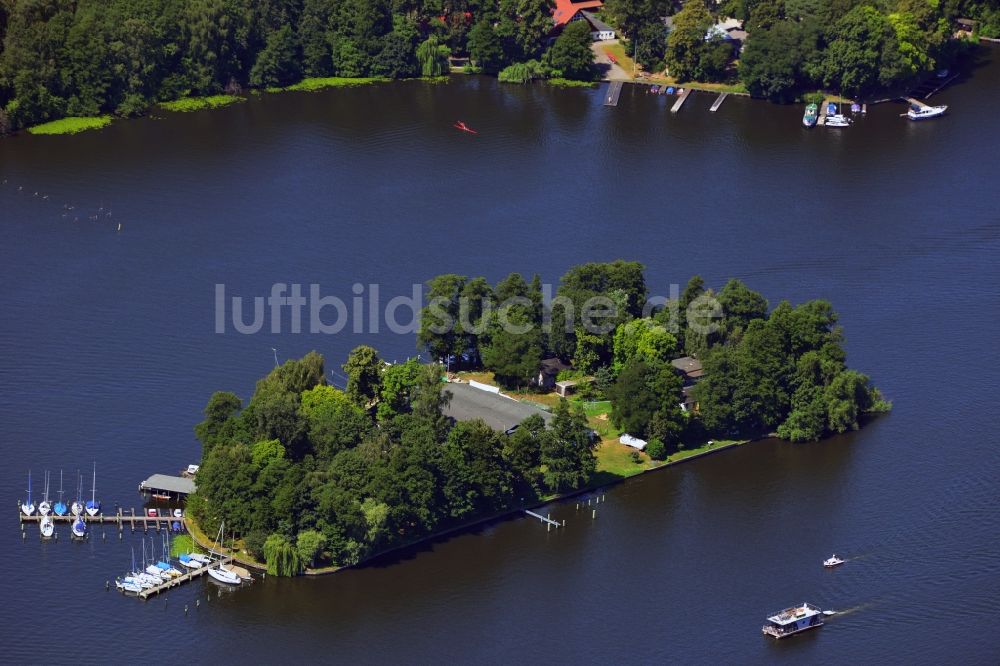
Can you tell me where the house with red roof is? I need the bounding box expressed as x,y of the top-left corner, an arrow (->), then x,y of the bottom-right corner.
552,0 -> 616,41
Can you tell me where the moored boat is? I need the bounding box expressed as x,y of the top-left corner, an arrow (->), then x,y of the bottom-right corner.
71,515 -> 87,539
21,470 -> 36,517
85,462 -> 101,516
39,514 -> 55,539
54,470 -> 68,516
207,565 -> 242,585
907,104 -> 947,120
39,471 -> 52,516
178,554 -> 202,569
802,103 -> 818,127
825,114 -> 851,127
762,603 -> 825,639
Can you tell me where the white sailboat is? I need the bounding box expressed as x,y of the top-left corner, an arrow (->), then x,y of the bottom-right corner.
206,522 -> 242,585
85,462 -> 101,516
54,469 -> 68,516
38,471 -> 52,516
157,533 -> 183,578
70,471 -> 84,517
39,514 -> 55,539
21,470 -> 36,517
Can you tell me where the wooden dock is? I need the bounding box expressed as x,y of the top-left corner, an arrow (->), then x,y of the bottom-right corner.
670,88 -> 692,113
524,510 -> 562,528
903,96 -> 930,110
19,507 -> 182,533
604,81 -> 623,107
817,99 -> 829,125
136,554 -> 235,599
709,92 -> 729,112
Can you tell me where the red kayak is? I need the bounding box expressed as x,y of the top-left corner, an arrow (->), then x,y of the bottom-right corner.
453,121 -> 478,134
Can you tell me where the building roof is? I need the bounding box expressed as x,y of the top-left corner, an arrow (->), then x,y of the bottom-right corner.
581,10 -> 614,34
443,382 -> 553,432
139,474 -> 196,495
540,357 -> 570,377
671,356 -> 705,379
553,0 -> 604,27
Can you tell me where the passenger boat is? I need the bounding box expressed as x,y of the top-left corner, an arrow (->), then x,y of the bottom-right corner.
21,470 -> 36,517
762,603 -> 826,639
823,554 -> 845,568
907,104 -> 947,120
802,103 -> 818,127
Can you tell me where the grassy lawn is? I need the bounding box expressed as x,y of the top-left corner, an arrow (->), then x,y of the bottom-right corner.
603,42 -> 637,77
666,438 -> 742,463
548,78 -> 599,88
169,534 -> 201,557
160,95 -> 244,112
594,439 -> 649,479
454,370 -> 496,385
28,116 -> 112,135
646,75 -> 748,94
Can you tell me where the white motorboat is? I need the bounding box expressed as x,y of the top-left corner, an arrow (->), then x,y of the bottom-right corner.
825,114 -> 851,127
39,515 -> 55,539
21,470 -> 36,517
823,554 -> 845,568
907,104 -> 947,120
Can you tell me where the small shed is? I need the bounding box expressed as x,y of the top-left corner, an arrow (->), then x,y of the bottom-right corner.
620,434 -> 648,450
555,379 -> 579,398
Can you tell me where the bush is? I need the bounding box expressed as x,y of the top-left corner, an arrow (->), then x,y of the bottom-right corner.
629,450 -> 643,464
645,438 -> 667,460
498,60 -> 546,84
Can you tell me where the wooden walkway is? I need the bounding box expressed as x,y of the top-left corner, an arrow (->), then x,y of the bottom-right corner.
604,81 -> 623,107
817,99 -> 829,126
903,97 -> 930,110
136,555 -> 236,599
670,88 -> 692,113
709,92 -> 729,112
524,510 -> 562,528
19,508 -> 182,533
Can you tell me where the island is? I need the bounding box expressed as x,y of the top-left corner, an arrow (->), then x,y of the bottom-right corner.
1,0 -> 996,134
188,261 -> 889,575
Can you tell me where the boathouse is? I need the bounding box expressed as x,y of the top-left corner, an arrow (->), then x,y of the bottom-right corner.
443,382 -> 553,434
139,474 -> 196,501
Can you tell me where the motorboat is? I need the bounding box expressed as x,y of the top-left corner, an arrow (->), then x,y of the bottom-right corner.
21,471 -> 36,517
40,515 -> 55,539
802,103 -> 818,127
907,104 -> 947,120
825,114 -> 851,127
824,554 -> 845,568
85,462 -> 101,517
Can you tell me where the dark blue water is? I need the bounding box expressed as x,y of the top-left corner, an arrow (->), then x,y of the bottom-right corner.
1,48 -> 998,663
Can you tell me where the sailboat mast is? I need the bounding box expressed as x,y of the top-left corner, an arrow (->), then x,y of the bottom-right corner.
91,461 -> 96,503
58,470 -> 64,500
27,470 -> 32,504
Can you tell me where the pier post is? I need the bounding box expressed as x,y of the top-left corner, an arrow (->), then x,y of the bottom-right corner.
562,520 -> 565,527
592,509 -> 596,519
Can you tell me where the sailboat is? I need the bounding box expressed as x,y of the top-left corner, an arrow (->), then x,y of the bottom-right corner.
825,96 -> 852,127
39,471 -> 52,516
21,470 -> 36,517
206,522 -> 242,585
54,470 -> 68,516
40,514 -> 55,539
85,462 -> 101,516
70,471 -> 84,516
155,535 -> 183,578
71,512 -> 87,539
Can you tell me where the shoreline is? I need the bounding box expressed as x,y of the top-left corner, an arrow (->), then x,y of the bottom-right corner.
186,433 -> 767,577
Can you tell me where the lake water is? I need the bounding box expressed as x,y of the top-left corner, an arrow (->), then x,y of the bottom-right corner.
2,48 -> 999,664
